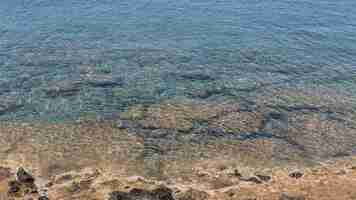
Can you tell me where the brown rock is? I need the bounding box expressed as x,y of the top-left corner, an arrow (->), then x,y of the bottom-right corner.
335,169 -> 347,175
210,177 -> 235,189
54,174 -> 73,184
0,167 -> 11,182
177,188 -> 209,200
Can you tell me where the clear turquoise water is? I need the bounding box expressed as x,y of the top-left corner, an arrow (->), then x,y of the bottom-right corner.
1,0 -> 356,121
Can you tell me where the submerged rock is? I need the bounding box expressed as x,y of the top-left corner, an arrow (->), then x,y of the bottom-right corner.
0,95 -> 23,115
188,89 -> 214,99
261,112 -> 288,137
44,80 -> 81,98
85,74 -> 123,87
179,72 -> 216,81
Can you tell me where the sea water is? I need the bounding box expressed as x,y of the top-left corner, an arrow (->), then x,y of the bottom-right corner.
1,0 -> 356,121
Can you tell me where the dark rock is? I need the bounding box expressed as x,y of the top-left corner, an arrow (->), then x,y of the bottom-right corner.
266,112 -> 287,120
109,186 -> 174,200
45,181 -> 54,188
226,190 -> 235,197
240,177 -> 262,184
0,81 -> 11,95
116,120 -> 133,129
0,95 -> 23,115
332,152 -> 350,158
129,188 -> 147,196
207,127 -> 226,136
289,172 -> 303,179
109,191 -> 132,200
17,168 -> 35,184
78,65 -> 93,74
8,180 -> 21,194
279,193 -> 305,200
255,174 -> 271,182
284,105 -> 321,113
24,185 -> 38,194
23,178 -> 38,194
38,196 -> 50,200
233,169 -> 242,178
151,186 -> 175,200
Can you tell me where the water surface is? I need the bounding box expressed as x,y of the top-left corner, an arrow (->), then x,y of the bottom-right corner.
1,0 -> 356,121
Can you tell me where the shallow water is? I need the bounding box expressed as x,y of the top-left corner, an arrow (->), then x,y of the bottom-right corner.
1,0 -> 356,121
2,1 -> 356,183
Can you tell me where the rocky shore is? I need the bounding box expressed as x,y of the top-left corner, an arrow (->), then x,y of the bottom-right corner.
0,157 -> 356,200
1,83 -> 356,199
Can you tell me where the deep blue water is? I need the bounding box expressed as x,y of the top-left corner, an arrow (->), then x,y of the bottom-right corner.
1,0 -> 356,121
